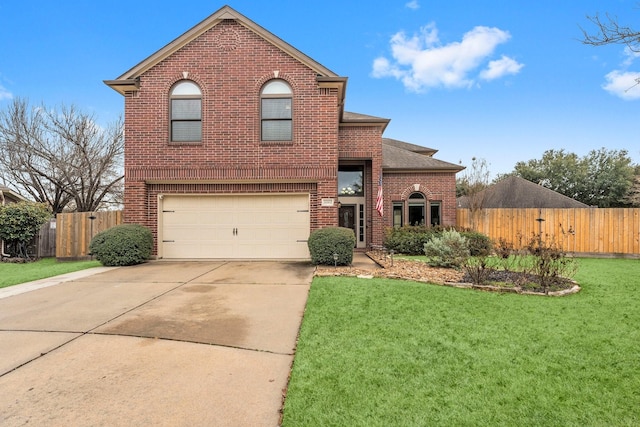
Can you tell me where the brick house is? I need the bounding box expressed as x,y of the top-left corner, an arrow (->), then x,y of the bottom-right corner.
105,5 -> 463,259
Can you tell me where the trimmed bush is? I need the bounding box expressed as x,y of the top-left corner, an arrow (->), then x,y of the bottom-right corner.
89,224 -> 153,266
460,231 -> 493,256
308,227 -> 356,266
383,225 -> 443,255
424,229 -> 470,269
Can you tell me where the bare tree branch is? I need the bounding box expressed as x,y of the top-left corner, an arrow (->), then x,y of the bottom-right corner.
581,11 -> 640,52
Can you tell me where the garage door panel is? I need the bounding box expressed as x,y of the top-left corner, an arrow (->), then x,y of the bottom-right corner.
161,194 -> 310,259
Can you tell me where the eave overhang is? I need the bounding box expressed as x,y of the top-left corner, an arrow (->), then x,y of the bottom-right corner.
103,79 -> 140,96
383,167 -> 465,174
340,112 -> 390,133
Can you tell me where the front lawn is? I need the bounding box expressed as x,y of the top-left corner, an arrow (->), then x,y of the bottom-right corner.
0,258 -> 101,289
282,258 -> 640,426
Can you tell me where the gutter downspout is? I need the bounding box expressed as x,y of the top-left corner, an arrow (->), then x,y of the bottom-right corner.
0,190 -> 9,257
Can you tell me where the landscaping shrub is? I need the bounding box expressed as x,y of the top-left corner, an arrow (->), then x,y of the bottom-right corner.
523,235 -> 577,294
462,256 -> 494,285
460,231 -> 493,256
0,202 -> 51,259
384,225 -> 443,255
423,229 -> 470,269
494,237 -> 514,259
308,227 -> 356,266
89,224 -> 153,266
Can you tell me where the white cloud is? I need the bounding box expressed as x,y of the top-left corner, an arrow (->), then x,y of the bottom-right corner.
480,55 -> 524,80
405,0 -> 420,10
599,47 -> 640,100
372,23 -> 522,92
602,70 -> 640,100
622,46 -> 640,67
0,84 -> 12,101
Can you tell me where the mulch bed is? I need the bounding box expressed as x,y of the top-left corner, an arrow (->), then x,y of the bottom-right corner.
315,252 -> 580,297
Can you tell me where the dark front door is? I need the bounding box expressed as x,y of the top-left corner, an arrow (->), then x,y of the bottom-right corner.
339,205 -> 356,235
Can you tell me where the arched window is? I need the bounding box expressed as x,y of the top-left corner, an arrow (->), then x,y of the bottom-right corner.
261,80 -> 292,141
408,192 -> 426,226
170,81 -> 202,142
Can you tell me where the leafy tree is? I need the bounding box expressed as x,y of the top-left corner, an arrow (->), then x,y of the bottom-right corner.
0,98 -> 124,213
513,148 -> 635,207
0,201 -> 51,258
513,149 -> 587,200
623,165 -> 640,207
584,148 -> 635,207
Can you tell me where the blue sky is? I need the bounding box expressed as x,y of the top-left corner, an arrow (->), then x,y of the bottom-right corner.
1,1 -> 638,177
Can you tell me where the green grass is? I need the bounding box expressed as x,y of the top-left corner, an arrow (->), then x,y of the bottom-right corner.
0,258 -> 101,288
282,258 -> 640,426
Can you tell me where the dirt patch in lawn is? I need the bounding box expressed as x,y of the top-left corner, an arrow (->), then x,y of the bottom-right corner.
315,252 -> 580,297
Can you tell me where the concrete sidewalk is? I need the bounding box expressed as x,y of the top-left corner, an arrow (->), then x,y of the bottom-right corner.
0,266 -> 119,300
0,260 -> 313,426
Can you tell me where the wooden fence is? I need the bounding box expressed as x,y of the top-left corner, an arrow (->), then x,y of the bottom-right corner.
457,208 -> 640,257
56,211 -> 123,260
36,219 -> 57,257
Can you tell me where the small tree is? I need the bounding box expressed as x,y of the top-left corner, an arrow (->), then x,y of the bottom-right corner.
457,157 -> 492,228
0,202 -> 51,259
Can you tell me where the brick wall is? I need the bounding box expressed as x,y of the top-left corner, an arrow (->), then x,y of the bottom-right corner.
338,125 -> 384,246
382,172 -> 458,227
123,20 -> 342,252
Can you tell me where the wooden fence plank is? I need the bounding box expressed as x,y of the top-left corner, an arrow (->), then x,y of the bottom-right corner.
55,211 -> 123,260
36,219 -> 56,257
457,208 -> 640,258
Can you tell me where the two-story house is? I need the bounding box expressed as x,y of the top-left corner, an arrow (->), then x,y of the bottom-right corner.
105,5 -> 463,260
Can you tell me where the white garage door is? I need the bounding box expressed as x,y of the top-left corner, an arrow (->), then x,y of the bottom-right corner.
160,194 -> 310,259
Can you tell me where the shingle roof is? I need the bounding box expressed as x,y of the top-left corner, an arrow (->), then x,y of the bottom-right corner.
457,175 -> 589,208
382,140 -> 464,172
382,138 -> 437,156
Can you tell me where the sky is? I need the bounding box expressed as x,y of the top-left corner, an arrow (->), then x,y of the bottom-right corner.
1,1 -> 638,178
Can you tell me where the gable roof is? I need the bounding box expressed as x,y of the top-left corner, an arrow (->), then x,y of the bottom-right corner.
105,5 -> 353,121
457,175 -> 589,208
382,139 -> 464,173
105,5 -> 341,95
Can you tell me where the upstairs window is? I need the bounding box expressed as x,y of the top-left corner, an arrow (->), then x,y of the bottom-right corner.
261,80 -> 292,141
338,165 -> 364,196
170,81 -> 202,142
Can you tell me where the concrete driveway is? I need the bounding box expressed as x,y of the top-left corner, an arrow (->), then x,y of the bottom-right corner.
0,261 -> 313,426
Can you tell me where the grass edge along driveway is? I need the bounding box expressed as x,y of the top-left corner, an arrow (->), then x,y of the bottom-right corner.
0,258 -> 101,289
282,258 -> 640,426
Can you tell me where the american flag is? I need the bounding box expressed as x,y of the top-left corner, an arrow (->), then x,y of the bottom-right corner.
376,175 -> 383,217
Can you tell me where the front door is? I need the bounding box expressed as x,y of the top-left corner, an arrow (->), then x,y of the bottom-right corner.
339,204 -> 356,238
